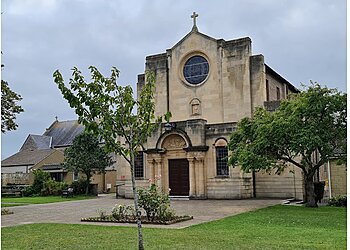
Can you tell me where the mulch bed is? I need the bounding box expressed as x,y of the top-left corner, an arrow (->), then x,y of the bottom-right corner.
81,215 -> 193,225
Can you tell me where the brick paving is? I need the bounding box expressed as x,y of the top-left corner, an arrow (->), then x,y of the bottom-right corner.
1,194 -> 282,229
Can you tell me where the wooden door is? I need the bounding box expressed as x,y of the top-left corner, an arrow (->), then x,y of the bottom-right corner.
168,159 -> 189,196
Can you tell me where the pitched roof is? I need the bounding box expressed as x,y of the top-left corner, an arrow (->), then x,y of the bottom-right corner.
1,149 -> 57,167
20,134 -> 52,151
43,120 -> 84,147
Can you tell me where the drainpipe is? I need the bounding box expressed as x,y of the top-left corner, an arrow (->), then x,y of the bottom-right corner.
252,170 -> 256,198
327,159 -> 332,198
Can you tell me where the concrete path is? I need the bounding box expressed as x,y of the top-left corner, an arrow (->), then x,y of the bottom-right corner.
1,194 -> 282,229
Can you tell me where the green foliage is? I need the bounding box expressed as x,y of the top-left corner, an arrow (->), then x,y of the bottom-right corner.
228,83 -> 346,207
70,178 -> 89,195
64,132 -> 113,194
328,195 -> 347,207
22,186 -> 35,197
54,66 -> 170,248
41,180 -> 68,196
138,184 -> 175,221
53,67 -> 167,157
31,170 -> 51,194
112,204 -> 136,220
1,80 -> 24,133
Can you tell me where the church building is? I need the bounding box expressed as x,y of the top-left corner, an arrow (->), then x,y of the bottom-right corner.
117,13 -> 304,200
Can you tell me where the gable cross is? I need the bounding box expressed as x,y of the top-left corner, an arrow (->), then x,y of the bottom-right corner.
191,12 -> 199,30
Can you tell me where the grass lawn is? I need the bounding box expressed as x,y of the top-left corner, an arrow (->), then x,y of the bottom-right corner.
1,205 -> 346,249
1,195 -> 96,207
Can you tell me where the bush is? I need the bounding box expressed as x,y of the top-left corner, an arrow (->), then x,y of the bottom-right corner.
22,186 -> 35,197
31,169 -> 51,194
70,178 -> 88,195
112,204 -> 136,220
328,195 -> 347,207
138,184 -> 175,221
41,180 -> 68,196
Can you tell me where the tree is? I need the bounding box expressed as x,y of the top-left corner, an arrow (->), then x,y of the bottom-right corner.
54,66 -> 167,250
1,77 -> 24,133
228,83 -> 346,207
63,132 -> 113,195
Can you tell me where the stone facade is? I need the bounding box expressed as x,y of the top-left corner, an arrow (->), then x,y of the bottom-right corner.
117,19 -> 303,200
319,159 -> 347,197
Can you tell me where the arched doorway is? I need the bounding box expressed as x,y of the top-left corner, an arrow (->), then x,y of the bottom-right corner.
161,134 -> 189,197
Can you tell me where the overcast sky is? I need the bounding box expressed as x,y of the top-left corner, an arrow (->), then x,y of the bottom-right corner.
1,0 -> 347,159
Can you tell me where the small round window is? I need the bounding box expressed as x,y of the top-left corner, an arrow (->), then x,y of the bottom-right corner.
183,55 -> 209,85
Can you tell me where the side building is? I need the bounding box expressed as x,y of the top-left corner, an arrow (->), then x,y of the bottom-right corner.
1,120 -> 117,193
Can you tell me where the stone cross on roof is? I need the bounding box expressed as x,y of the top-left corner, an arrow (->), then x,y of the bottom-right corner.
191,11 -> 199,31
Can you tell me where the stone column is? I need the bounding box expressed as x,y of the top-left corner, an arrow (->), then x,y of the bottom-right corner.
188,157 -> 196,198
196,157 -> 205,198
155,159 -> 162,188
147,159 -> 155,183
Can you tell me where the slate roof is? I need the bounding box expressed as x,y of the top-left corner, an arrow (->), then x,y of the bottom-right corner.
43,120 -> 84,147
20,134 -> 52,151
1,149 -> 57,167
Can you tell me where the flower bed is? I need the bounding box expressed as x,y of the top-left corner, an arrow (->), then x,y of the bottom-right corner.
81,215 -> 193,225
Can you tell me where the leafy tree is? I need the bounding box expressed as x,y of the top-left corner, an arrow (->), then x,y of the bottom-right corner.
1,77 -> 24,133
31,169 -> 51,194
54,66 -> 167,250
63,132 -> 113,195
228,83 -> 346,207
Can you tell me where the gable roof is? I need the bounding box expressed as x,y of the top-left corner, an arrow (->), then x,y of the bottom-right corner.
1,149 -> 57,167
171,29 -> 218,50
20,134 -> 52,151
43,120 -> 84,147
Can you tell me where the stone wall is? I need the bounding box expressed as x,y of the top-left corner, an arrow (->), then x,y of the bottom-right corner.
255,165 -> 303,199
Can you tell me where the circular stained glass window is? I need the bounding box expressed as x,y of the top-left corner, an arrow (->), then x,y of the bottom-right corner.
183,55 -> 209,85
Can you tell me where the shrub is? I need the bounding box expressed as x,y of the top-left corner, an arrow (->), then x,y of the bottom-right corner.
70,178 -> 89,195
112,204 -> 136,220
138,184 -> 175,221
328,195 -> 347,207
97,209 -> 107,219
31,169 -> 51,194
22,186 -> 35,197
41,180 -> 68,196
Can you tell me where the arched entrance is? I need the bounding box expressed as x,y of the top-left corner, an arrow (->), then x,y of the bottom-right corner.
147,132 -> 207,199
161,134 -> 189,197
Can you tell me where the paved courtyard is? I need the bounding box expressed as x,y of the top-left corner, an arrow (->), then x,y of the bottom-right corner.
2,194 -> 282,229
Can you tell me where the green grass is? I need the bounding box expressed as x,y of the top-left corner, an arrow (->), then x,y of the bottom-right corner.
1,195 -> 95,207
1,205 -> 346,249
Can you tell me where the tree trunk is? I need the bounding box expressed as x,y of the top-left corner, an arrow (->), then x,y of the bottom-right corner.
304,172 -> 317,207
130,151 -> 144,250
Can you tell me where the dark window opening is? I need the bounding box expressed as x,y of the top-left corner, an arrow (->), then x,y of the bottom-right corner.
216,146 -> 228,176
134,152 -> 144,178
266,79 -> 270,101
51,172 -> 64,182
276,86 -> 281,100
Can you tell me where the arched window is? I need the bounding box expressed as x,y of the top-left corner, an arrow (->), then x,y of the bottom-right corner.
215,139 -> 228,176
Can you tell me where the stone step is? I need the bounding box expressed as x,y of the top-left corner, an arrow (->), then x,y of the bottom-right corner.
169,196 -> 190,201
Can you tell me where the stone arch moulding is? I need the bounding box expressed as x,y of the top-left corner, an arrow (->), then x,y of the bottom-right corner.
156,129 -> 192,150
214,137 -> 228,147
